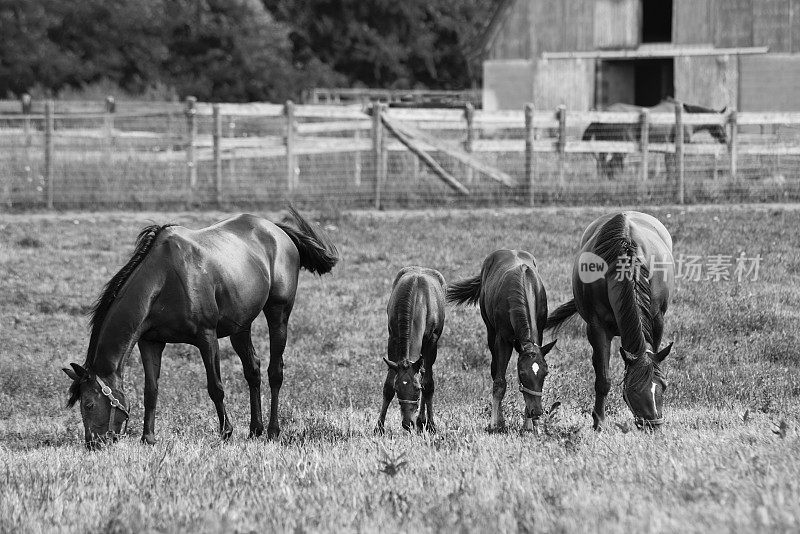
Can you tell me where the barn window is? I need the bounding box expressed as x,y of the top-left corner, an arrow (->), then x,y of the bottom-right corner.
641,0 -> 672,43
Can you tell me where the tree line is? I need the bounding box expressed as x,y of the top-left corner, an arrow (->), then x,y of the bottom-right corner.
0,0 -> 494,102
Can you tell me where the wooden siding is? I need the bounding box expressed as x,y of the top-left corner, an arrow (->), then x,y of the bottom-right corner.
754,0 -> 792,51
674,55 -> 737,110
563,0 -> 595,51
793,0 -> 800,52
715,0 -> 753,47
483,60 -> 535,110
532,0 -> 565,55
534,58 -> 595,110
673,0 -> 712,44
594,0 -> 639,49
740,54 -> 800,111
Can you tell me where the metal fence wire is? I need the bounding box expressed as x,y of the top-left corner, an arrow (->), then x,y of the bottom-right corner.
2,98 -> 800,210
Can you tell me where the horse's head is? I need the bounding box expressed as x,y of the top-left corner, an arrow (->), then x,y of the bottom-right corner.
517,340 -> 557,428
383,357 -> 423,431
683,103 -> 729,144
619,343 -> 673,429
63,363 -> 130,450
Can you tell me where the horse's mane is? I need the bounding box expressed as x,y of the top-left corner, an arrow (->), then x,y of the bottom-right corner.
593,214 -> 652,356
393,274 -> 420,362
508,265 -> 536,353
68,223 -> 173,407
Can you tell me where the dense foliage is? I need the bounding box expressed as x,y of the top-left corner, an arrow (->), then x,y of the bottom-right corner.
0,0 -> 494,101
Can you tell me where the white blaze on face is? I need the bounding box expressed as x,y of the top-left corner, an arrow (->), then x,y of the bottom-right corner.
532,363 -> 540,375
651,382 -> 657,412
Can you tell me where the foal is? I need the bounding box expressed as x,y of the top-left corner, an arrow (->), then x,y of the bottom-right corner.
448,250 -> 556,432
376,267 -> 446,433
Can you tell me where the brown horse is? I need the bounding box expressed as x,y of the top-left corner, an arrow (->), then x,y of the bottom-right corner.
582,99 -> 728,180
447,250 -> 556,432
63,207 -> 338,449
377,266 -> 446,433
546,212 -> 674,430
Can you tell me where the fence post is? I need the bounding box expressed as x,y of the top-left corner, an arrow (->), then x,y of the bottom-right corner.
353,128 -> 362,186
21,94 -> 31,189
674,101 -> 685,204
185,96 -> 197,191
728,110 -> 738,182
639,109 -> 650,197
525,103 -> 536,207
284,100 -> 297,191
557,104 -> 567,186
213,104 -> 223,205
44,100 -> 54,209
372,103 -> 386,209
104,96 -> 115,152
464,103 -> 475,185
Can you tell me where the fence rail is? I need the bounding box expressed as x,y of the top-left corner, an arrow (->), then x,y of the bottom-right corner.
2,96 -> 799,209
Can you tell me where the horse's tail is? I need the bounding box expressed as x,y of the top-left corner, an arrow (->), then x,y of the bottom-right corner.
277,205 -> 339,275
545,299 -> 578,332
445,274 -> 481,306
593,213 -> 652,355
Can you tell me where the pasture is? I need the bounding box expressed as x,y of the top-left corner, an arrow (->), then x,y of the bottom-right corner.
1,205 -> 799,532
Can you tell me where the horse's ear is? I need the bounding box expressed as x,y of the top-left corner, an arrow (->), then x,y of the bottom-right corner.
653,342 -> 673,364
69,362 -> 89,378
540,340 -> 557,358
412,356 -> 424,372
619,347 -> 638,366
63,367 -> 79,381
383,357 -> 399,371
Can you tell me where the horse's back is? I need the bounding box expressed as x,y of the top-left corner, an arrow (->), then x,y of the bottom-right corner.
480,250 -> 546,339
388,267 -> 445,340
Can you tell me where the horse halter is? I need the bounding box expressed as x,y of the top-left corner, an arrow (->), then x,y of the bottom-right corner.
95,376 -> 130,437
519,384 -> 542,396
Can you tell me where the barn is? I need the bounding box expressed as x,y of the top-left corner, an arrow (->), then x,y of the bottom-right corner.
474,0 -> 800,112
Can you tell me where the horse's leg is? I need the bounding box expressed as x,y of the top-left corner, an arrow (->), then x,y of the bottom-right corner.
139,340 -> 165,445
490,336 -> 513,432
587,323 -> 611,431
230,330 -> 264,438
198,331 -> 232,439
418,338 -> 438,433
264,302 -> 293,440
375,336 -> 397,434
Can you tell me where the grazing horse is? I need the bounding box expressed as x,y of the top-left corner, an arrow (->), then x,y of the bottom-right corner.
545,212 -> 674,430
377,267 -> 446,433
447,250 -> 556,432
63,207 -> 338,449
582,99 -> 728,180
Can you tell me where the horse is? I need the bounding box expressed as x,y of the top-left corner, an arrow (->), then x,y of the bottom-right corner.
63,206 -> 339,449
545,212 -> 674,431
582,99 -> 728,180
447,250 -> 556,432
376,266 -> 446,433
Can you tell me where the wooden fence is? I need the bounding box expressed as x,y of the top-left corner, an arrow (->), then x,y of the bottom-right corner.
2,96 -> 800,208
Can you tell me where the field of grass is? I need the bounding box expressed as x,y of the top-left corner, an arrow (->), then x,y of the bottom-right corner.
1,205 -> 800,532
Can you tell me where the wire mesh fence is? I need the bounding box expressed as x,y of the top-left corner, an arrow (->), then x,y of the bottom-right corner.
2,98 -> 800,210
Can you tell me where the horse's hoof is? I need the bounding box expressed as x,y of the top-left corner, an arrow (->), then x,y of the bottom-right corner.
141,434 -> 157,445
373,425 -> 385,436
221,425 -> 234,441
486,424 -> 507,434
267,426 -> 280,440
249,425 -> 264,439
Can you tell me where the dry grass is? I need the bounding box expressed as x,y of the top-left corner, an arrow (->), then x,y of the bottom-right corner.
1,205 -> 799,532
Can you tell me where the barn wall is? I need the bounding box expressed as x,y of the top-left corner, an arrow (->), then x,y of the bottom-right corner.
562,0 -> 595,51
483,59 -> 535,110
533,58 -> 595,111
753,0 -> 792,52
715,0 -> 753,47
489,0 -> 532,60
532,0 -> 565,55
674,55 -> 737,110
594,0 -> 639,49
739,54 -> 800,111
793,0 -> 800,52
673,0 -> 712,45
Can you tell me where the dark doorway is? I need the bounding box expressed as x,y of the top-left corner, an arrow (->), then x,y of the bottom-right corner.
634,58 -> 673,106
596,58 -> 674,108
641,0 -> 673,43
